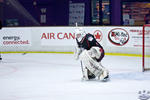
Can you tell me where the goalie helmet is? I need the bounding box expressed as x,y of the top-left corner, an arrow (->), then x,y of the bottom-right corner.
75,27 -> 86,42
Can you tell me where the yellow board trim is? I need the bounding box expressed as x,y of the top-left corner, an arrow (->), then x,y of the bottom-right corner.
105,53 -> 142,57
0,51 -> 150,57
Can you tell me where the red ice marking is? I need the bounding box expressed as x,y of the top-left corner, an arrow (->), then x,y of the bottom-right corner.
0,65 -> 18,76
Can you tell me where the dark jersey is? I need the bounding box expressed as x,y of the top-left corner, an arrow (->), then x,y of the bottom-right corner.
76,33 -> 104,62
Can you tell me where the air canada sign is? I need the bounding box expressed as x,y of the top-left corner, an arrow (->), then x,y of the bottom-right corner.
41,32 -> 76,46
41,30 -> 103,41
41,29 -> 103,46
108,28 -> 129,46
41,32 -> 75,40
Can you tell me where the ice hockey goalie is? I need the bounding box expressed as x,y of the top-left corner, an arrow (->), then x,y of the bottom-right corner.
74,27 -> 109,81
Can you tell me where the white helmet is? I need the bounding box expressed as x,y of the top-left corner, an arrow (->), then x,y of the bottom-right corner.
75,27 -> 86,42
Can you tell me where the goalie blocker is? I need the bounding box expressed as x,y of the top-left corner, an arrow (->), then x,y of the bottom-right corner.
74,27 -> 109,81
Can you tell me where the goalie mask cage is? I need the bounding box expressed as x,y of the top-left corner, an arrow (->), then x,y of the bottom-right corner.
142,24 -> 150,72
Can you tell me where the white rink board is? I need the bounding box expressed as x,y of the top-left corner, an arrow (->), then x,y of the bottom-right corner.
0,26 -> 149,54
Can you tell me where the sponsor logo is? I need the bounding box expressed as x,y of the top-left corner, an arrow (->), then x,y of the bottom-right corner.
108,28 -> 129,46
41,33 -> 75,40
130,29 -> 150,35
93,30 -> 103,42
41,30 -> 103,42
2,36 -> 30,45
138,90 -> 150,100
3,36 -> 20,41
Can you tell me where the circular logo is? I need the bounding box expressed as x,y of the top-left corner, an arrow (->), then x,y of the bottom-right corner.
93,30 -> 103,42
108,28 -> 129,46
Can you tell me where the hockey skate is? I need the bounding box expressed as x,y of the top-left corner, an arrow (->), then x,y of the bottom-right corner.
101,74 -> 109,82
81,74 -> 96,81
98,69 -> 109,82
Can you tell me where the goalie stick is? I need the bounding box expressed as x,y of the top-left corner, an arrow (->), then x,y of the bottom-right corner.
75,38 -> 85,79
75,22 -> 85,79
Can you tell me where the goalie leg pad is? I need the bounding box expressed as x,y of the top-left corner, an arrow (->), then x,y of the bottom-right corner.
82,67 -> 89,81
80,50 -> 104,77
87,70 -> 96,79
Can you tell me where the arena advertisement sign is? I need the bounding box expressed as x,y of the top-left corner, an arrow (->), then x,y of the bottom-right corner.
108,28 -> 129,46
40,27 -> 76,46
106,27 -> 146,48
0,27 -> 144,48
0,26 -> 146,54
0,28 -> 31,46
40,26 -> 145,48
93,30 -> 103,42
129,28 -> 150,47
40,27 -> 103,46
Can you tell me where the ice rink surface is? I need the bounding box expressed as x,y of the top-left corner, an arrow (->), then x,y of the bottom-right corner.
0,53 -> 150,100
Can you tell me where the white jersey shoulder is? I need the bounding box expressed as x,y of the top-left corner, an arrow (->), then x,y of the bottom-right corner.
88,36 -> 94,41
